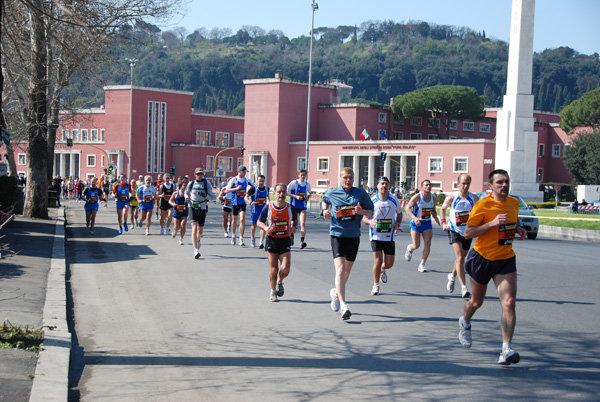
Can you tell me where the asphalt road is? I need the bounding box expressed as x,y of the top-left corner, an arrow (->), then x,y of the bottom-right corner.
65,201 -> 600,401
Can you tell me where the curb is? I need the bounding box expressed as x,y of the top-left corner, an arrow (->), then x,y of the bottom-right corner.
29,207 -> 71,402
539,224 -> 600,243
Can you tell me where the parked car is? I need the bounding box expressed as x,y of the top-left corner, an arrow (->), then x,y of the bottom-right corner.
474,191 -> 539,240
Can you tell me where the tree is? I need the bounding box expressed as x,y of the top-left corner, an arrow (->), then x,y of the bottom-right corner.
563,130 -> 600,184
391,85 -> 485,138
560,87 -> 600,132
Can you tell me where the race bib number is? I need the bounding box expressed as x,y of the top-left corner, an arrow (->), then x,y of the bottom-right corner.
225,199 -> 231,206
143,196 -> 152,202
498,223 -> 516,245
89,197 -> 97,203
272,221 -> 288,236
176,205 -> 186,211
236,190 -> 246,198
192,202 -> 201,208
421,207 -> 433,220
256,198 -> 266,205
336,205 -> 356,221
376,219 -> 392,233
119,195 -> 128,201
297,192 -> 305,201
455,211 -> 470,226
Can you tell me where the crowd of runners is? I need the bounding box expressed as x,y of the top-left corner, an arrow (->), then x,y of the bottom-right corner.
74,165 -> 525,366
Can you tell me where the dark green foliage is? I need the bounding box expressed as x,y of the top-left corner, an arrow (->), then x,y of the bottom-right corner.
0,175 -> 18,210
562,130 -> 600,184
61,21 -> 600,114
560,87 -> 600,132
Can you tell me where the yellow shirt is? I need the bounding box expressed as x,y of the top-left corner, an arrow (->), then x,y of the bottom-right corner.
467,194 -> 520,261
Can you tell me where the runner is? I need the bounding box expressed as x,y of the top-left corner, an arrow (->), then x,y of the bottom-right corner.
225,166 -> 255,246
458,169 -> 526,365
321,167 -> 374,320
404,179 -> 440,272
362,177 -> 403,296
217,182 -> 233,238
83,177 -> 103,235
440,173 -> 479,298
154,173 -> 163,221
112,174 -> 131,234
129,179 -> 140,229
185,168 -> 215,259
101,175 -> 111,208
287,169 -> 312,249
169,176 -> 189,246
136,175 -> 156,235
257,183 -> 298,302
67,177 -> 74,201
158,173 -> 176,235
74,177 -> 84,203
246,175 -> 270,248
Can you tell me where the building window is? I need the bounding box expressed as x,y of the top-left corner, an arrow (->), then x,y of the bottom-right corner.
453,157 -> 468,173
449,136 -> 457,140
86,173 -> 95,181
316,179 -> 329,187
196,131 -> 210,146
91,129 -> 99,142
552,144 -> 561,158
219,156 -> 233,172
428,134 -> 438,140
430,181 -> 442,191
207,156 -> 214,172
87,155 -> 96,167
410,116 -> 422,126
297,157 -> 306,170
428,118 -> 440,129
234,133 -> 244,147
393,131 -> 403,140
101,155 -> 105,168
146,101 -> 167,174
379,129 -> 388,140
81,129 -> 88,142
216,132 -> 229,147
410,132 -> 422,140
538,143 -> 545,158
101,129 -> 105,142
237,157 -> 244,168
317,157 -> 329,172
72,129 -> 79,142
378,112 -> 387,123
449,120 -> 458,130
18,154 -> 26,165
479,123 -> 491,133
537,168 -> 544,182
61,129 -> 69,142
394,115 -> 404,125
463,121 -> 474,131
463,136 -> 473,140
342,156 -> 353,169
428,157 -> 443,173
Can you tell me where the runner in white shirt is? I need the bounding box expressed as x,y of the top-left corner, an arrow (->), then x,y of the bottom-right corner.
362,177 -> 403,296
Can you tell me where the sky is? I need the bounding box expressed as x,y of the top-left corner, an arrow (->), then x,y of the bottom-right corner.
161,0 -> 600,55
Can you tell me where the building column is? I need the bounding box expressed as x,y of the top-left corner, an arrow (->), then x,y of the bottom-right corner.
353,155 -> 359,174
69,153 -> 76,177
401,155 -> 407,181
384,157 -> 391,180
368,155 -> 375,189
117,152 -> 124,176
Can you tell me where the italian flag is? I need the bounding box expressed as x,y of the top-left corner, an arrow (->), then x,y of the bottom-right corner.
360,128 -> 370,141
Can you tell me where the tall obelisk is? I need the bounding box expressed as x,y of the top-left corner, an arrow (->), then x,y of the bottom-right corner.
495,0 -> 543,201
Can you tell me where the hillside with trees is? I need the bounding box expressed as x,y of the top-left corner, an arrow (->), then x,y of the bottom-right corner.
64,20 -> 600,115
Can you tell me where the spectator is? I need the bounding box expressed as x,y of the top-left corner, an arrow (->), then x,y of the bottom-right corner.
571,200 -> 579,213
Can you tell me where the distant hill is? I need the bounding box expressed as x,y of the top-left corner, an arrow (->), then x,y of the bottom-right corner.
67,20 -> 600,115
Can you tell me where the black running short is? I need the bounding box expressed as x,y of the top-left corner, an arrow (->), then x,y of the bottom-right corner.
448,230 -> 472,251
465,249 -> 516,285
330,236 -> 360,262
232,204 -> 246,216
370,240 -> 396,255
265,236 -> 292,255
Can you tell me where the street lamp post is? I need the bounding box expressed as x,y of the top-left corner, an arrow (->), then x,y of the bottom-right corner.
304,0 -> 318,177
127,58 -> 137,179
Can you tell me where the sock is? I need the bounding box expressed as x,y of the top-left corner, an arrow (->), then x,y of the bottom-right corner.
301,237 -> 305,242
374,282 -> 379,286
462,319 -> 471,329
503,342 -> 511,351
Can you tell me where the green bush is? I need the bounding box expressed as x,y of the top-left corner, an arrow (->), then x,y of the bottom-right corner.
527,201 -> 557,209
0,175 -> 18,210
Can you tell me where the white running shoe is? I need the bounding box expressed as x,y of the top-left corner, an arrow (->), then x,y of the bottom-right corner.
179,238 -> 184,245
160,228 -> 165,235
145,229 -> 150,236
461,286 -> 471,298
224,231 -> 229,238
172,230 -> 177,238
341,304 -> 352,320
276,282 -> 284,297
417,263 -> 427,273
194,249 -> 201,259
270,290 -> 278,302
498,348 -> 520,365
231,236 -> 236,245
251,238 -> 256,248
371,285 -> 380,296
447,274 -> 455,293
459,316 -> 472,348
259,241 -> 264,249
380,269 -> 388,284
330,288 -> 340,312
405,244 -> 413,262
238,237 -> 245,246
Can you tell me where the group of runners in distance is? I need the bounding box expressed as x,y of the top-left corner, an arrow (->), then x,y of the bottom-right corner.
78,165 -> 525,366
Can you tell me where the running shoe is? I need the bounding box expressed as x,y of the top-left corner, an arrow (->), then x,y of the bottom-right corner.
371,285 -> 380,296
166,228 -> 171,235
447,274 -> 455,293
118,227 -> 123,235
276,282 -> 284,297
259,241 -> 264,249
341,304 -> 352,320
194,249 -> 201,259
239,237 -> 245,246
380,269 -> 388,284
86,221 -> 90,228
224,231 -> 229,238
145,229 -> 150,236
89,229 -> 95,235
270,290 -> 278,302
251,238 -> 256,248
231,237 -> 236,245
172,230 -> 178,238
124,223 -> 129,232
459,316 -> 472,348
417,263 -> 427,273
498,348 -> 520,365
300,241 -> 307,250
461,286 -> 471,298
179,238 -> 184,245
330,288 -> 340,312
160,228 -> 165,235
405,244 -> 413,262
